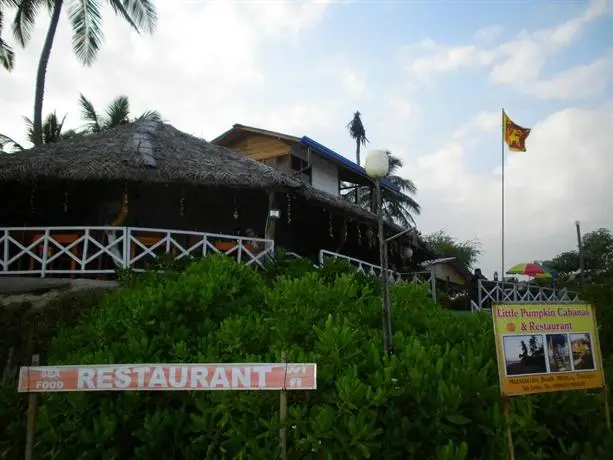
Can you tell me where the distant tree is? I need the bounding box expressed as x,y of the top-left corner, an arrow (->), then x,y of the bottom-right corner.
346,111 -> 367,166
424,230 -> 481,269
544,228 -> 613,276
78,94 -> 162,134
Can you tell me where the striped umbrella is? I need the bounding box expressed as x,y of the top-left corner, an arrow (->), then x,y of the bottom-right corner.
506,262 -> 546,277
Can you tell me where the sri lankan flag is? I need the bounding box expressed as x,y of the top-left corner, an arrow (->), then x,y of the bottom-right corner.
503,111 -> 531,152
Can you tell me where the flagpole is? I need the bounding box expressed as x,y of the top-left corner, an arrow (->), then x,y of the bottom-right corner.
501,108 -> 505,283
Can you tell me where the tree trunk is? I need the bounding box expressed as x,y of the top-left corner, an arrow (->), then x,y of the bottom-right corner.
32,0 -> 64,146
355,140 -> 361,166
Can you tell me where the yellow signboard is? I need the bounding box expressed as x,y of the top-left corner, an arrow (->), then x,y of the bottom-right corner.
492,303 -> 605,397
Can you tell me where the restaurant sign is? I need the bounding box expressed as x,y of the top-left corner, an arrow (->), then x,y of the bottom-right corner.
492,303 -> 605,397
18,363 -> 317,393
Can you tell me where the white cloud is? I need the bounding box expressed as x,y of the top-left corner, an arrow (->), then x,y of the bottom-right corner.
340,69 -> 366,99
401,0 -> 612,98
473,25 -> 503,42
404,39 -> 495,79
452,111 -> 500,140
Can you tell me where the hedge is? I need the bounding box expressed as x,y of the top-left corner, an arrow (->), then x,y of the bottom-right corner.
0,256 -> 611,459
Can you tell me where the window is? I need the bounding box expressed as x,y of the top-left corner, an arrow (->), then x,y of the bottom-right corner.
290,155 -> 311,184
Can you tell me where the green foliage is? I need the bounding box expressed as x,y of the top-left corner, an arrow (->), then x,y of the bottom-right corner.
424,230 -> 481,269
546,228 -> 613,279
1,256 -> 612,459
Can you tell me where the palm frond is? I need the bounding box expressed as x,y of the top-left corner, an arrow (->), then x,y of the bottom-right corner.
68,0 -> 103,65
108,0 -> 157,33
78,93 -> 101,133
0,36 -> 14,70
0,132 -> 24,152
105,95 -> 130,128
0,7 -> 15,70
135,109 -> 161,122
23,115 -> 34,143
11,0 -> 41,46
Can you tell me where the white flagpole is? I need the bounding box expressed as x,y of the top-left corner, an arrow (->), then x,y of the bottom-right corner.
501,109 -> 506,282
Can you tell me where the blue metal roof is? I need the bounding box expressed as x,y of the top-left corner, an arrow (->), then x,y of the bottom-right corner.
300,136 -> 401,194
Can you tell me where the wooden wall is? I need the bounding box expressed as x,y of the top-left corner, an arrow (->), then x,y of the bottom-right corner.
224,134 -> 292,161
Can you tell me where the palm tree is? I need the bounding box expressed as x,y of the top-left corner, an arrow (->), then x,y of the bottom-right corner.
346,111 -> 368,166
11,0 -> 157,145
1,110 -> 75,152
344,151 -> 421,228
78,93 -> 162,133
0,0 -> 16,70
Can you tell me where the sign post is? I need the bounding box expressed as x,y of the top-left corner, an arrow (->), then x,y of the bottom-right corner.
492,303 -> 607,459
18,361 -> 317,458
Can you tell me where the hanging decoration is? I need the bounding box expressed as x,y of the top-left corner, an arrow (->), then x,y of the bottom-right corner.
30,183 -> 36,215
179,197 -> 185,217
342,219 -> 348,244
328,212 -> 334,238
63,191 -> 69,213
233,194 -> 239,220
357,223 -> 362,246
286,194 -> 292,224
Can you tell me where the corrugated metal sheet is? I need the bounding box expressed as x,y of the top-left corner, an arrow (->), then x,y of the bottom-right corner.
300,136 -> 400,194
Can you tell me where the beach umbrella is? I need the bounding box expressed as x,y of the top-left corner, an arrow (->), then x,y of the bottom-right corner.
506,262 -> 545,277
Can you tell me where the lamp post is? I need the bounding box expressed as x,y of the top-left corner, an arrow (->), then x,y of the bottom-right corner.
364,149 -> 394,355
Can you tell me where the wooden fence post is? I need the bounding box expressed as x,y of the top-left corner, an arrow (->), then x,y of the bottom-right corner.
280,351 -> 288,460
25,354 -> 40,460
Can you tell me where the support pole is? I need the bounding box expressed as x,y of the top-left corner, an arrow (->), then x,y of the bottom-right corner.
502,396 -> 515,460
575,220 -> 585,292
376,181 -> 392,355
279,351 -> 288,460
25,354 -> 40,460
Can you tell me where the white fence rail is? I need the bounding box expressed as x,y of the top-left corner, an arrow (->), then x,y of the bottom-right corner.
477,280 -> 579,310
318,250 -> 433,286
0,226 -> 273,276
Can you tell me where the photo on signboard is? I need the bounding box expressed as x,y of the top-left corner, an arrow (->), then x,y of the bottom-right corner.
545,333 -> 572,372
503,334 -> 547,376
570,333 -> 596,371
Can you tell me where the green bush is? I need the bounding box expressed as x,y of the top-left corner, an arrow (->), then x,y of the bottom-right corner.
1,256 -> 612,459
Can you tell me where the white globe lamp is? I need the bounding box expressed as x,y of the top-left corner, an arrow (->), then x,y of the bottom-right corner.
364,149 -> 390,179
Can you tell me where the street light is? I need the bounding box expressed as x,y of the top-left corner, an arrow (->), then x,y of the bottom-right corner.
364,149 -> 394,355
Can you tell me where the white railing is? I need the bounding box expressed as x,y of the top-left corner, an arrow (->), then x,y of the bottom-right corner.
318,249 -> 433,287
477,280 -> 580,310
0,226 -> 274,276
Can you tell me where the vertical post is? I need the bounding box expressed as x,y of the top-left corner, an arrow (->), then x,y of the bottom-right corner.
376,181 -> 392,355
430,266 -> 437,303
501,109 -> 506,282
279,351 -> 288,460
575,221 -> 585,292
604,387 -> 612,432
25,354 -> 40,460
502,396 -> 515,460
266,191 -> 277,257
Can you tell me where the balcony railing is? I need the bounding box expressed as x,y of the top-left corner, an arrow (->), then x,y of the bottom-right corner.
318,250 -> 433,285
0,226 -> 274,277
475,279 -> 580,311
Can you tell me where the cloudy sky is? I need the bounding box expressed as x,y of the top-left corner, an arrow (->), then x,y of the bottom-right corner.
1,0 -> 612,277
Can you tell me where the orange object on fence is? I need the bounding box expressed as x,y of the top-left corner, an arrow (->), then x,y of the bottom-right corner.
18,363 -> 317,392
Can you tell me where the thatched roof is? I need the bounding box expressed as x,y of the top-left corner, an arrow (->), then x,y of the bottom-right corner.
0,121 -> 299,189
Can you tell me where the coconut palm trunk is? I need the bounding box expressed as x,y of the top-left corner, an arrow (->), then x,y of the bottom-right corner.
32,0 -> 63,146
